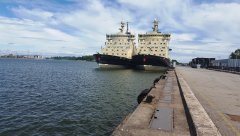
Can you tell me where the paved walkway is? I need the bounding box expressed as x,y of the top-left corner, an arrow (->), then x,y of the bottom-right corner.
112,71 -> 190,136
176,66 -> 240,136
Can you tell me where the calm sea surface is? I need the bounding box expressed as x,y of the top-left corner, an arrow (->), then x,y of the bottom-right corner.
0,59 -> 162,136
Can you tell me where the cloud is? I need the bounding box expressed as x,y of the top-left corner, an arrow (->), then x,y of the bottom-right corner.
0,16 -> 84,55
117,0 -> 240,62
0,0 -> 239,62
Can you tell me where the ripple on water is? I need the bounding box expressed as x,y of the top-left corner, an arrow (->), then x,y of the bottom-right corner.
0,59 -> 162,135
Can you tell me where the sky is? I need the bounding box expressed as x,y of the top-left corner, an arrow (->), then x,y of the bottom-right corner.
0,0 -> 239,62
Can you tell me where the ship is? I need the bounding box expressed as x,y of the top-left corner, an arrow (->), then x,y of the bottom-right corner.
93,21 -> 136,68
132,19 -> 171,71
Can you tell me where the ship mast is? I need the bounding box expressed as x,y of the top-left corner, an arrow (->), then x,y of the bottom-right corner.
119,21 -> 125,33
126,22 -> 129,34
152,18 -> 159,32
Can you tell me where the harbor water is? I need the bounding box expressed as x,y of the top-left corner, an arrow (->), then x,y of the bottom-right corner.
0,59 -> 162,136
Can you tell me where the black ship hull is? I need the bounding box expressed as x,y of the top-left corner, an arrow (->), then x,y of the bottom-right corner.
132,54 -> 170,71
93,54 -> 133,68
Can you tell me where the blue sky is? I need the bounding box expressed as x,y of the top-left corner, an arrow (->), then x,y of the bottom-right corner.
0,0 -> 240,62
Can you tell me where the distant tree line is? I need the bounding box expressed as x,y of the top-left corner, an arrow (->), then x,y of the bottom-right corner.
229,49 -> 240,59
49,55 -> 94,61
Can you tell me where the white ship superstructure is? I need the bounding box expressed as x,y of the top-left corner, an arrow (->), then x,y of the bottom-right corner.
101,22 -> 136,59
132,19 -> 171,71
94,22 -> 136,68
137,19 -> 171,58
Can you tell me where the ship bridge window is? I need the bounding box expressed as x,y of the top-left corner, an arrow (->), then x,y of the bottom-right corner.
155,50 -> 157,51
162,47 -> 165,49
161,50 -> 163,51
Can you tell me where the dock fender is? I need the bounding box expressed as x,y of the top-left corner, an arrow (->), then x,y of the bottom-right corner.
137,89 -> 150,104
153,77 -> 160,85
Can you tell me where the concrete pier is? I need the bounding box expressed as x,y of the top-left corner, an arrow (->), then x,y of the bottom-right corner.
112,67 -> 240,136
176,67 -> 240,136
112,70 -> 190,136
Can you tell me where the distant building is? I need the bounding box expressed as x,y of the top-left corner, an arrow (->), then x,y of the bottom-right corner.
210,59 -> 240,71
0,54 -> 43,59
190,57 -> 215,68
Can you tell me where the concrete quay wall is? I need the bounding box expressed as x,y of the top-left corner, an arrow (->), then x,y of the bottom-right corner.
112,69 -> 222,136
